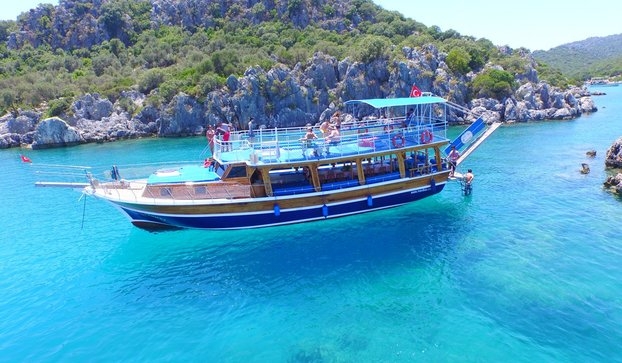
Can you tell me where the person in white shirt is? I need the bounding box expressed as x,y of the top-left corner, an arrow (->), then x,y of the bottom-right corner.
448,145 -> 460,177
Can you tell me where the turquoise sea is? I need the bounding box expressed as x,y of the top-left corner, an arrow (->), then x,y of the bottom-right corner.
1,87 -> 622,362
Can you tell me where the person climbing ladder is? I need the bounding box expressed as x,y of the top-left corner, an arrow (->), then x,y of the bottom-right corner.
463,169 -> 474,195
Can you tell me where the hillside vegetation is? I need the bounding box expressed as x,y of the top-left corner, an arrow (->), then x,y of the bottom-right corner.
533,34 -> 622,81
0,0 -> 567,117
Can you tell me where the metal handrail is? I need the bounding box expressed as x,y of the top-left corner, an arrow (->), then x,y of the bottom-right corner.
211,117 -> 449,164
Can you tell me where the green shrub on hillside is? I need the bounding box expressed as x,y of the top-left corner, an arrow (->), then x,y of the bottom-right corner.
446,48 -> 471,74
471,69 -> 515,99
0,0 -> 567,115
46,97 -> 72,117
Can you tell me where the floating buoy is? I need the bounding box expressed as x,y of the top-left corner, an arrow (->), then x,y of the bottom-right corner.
420,129 -> 433,144
391,134 -> 405,148
274,203 -> 280,216
367,195 -> 373,207
322,204 -> 328,218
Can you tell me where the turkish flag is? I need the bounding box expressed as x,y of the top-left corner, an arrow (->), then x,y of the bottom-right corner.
20,154 -> 32,163
410,85 -> 422,97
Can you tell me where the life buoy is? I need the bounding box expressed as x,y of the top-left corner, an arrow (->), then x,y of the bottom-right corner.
392,134 -> 405,148
420,130 -> 433,144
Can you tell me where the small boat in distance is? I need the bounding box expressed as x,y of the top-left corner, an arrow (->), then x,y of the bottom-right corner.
586,77 -> 620,87
36,94 -> 494,230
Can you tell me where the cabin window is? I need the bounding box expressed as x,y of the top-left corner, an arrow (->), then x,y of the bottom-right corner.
227,165 -> 247,178
159,187 -> 172,197
194,186 -> 206,194
214,163 -> 226,177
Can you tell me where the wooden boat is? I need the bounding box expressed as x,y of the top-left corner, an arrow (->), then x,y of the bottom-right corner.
36,95 -> 492,230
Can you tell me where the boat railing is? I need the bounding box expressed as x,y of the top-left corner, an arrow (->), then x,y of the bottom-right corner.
211,116 -> 448,163
92,177 -> 254,203
32,163 -> 93,187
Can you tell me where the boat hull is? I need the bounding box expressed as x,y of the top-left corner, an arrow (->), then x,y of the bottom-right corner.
103,180 -> 446,230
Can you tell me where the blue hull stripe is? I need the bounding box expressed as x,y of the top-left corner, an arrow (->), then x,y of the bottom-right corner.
118,184 -> 445,230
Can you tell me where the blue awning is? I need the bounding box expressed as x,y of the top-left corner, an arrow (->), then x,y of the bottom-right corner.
344,96 -> 447,109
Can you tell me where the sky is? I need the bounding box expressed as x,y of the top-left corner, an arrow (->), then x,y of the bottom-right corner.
2,0 -> 620,51
374,0 -> 621,50
1,0 -> 58,21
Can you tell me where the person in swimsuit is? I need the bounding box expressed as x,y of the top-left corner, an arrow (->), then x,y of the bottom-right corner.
448,145 -> 460,177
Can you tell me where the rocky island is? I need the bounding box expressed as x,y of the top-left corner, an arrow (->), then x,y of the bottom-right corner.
0,0 -> 597,150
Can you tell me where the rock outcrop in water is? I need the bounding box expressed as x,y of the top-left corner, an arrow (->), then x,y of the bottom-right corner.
605,137 -> 622,168
32,117 -> 83,149
603,137 -> 622,194
604,173 -> 622,194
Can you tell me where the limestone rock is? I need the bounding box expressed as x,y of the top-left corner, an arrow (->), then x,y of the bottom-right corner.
72,94 -> 114,121
0,133 -> 22,149
7,115 -> 37,134
32,117 -> 83,149
158,93 -> 205,136
605,137 -> 622,168
604,173 -> 622,194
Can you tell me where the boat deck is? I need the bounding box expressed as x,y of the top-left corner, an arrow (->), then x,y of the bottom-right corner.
212,120 -> 449,166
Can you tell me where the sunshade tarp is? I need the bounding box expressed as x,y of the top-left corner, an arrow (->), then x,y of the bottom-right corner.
344,96 -> 447,109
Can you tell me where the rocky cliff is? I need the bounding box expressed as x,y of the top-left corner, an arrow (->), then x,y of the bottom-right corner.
0,48 -> 597,149
0,0 -> 598,149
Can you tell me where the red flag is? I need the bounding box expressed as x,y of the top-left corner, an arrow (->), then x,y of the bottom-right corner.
410,84 -> 422,97
410,84 -> 421,97
20,154 -> 32,163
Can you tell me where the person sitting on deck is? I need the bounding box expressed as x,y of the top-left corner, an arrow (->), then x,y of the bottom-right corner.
324,125 -> 341,155
381,116 -> 394,133
300,127 -> 319,157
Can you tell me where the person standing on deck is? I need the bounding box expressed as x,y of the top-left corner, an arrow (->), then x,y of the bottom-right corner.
320,118 -> 330,136
220,121 -> 231,151
330,111 -> 341,127
448,145 -> 460,177
206,124 -> 215,155
216,122 -> 231,152
247,117 -> 255,143
405,108 -> 414,128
